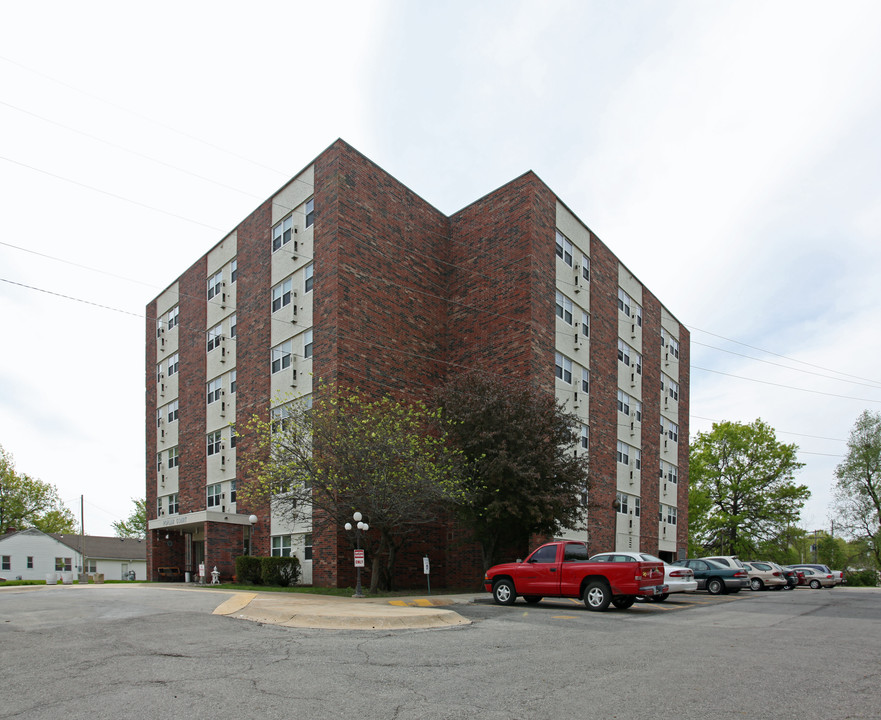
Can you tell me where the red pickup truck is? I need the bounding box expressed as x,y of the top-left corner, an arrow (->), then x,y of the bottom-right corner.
484,540 -> 667,611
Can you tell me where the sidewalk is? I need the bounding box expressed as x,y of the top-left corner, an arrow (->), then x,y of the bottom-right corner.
211,589 -> 483,630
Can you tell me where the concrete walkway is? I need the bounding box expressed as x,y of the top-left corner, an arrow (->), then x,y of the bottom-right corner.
211,590 -> 481,630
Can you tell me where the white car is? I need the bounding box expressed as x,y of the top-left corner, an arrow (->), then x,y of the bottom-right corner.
589,552 -> 697,602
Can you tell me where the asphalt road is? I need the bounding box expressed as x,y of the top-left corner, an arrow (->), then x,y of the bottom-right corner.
1,584 -> 879,720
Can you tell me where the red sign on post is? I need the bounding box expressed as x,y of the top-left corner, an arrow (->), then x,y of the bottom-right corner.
354,549 -> 365,568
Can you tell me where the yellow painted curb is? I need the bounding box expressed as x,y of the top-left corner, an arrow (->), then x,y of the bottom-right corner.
212,592 -> 257,616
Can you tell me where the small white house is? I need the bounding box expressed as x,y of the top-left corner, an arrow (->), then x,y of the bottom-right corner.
0,528 -> 147,581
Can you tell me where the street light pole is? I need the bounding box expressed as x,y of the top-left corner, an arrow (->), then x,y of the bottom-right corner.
344,512 -> 369,598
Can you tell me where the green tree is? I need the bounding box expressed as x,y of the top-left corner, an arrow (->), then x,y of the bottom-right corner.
689,419 -> 809,556
0,445 -> 76,534
434,371 -> 589,571
833,410 -> 881,570
238,386 -> 466,592
112,498 -> 147,539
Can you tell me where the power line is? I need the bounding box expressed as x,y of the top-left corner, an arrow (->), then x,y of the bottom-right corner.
692,365 -> 881,404
688,325 -> 881,388
0,53 -> 292,178
0,154 -> 223,231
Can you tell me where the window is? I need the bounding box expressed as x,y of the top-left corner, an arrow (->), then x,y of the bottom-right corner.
618,339 -> 631,366
230,369 -> 237,394
207,377 -> 223,404
230,480 -> 237,504
670,464 -> 679,484
271,404 -> 291,433
634,303 -> 643,327
207,483 -> 221,508
662,373 -> 679,401
633,448 -> 641,470
207,324 -> 223,352
272,216 -> 293,252
617,441 -> 630,466
167,400 -> 179,423
1,556 -> 9,571
304,329 -> 313,359
207,431 -> 222,457
616,492 -> 629,515
27,556 -> 33,569
85,559 -> 96,573
580,424 -> 589,450
207,271 -> 223,300
167,447 -> 179,469
555,291 -> 573,324
564,543 -> 589,562
55,557 -> 72,572
632,400 -> 642,422
272,535 -> 292,557
230,314 -> 237,339
618,288 -> 631,317
667,506 -> 678,526
230,259 -> 238,283
667,422 -> 679,443
272,278 -> 293,312
581,312 -> 590,338
633,350 -> 643,375
634,497 -> 641,517
304,263 -> 314,293
530,545 -> 558,563
271,340 -> 292,373
305,198 -> 314,228
168,493 -> 179,514
582,255 -> 590,282
157,496 -> 163,515
167,353 -> 179,376
167,306 -> 179,329
555,230 -> 573,266
304,533 -> 313,561
555,352 -> 572,383
156,453 -> 162,472
617,390 -> 631,416
669,337 -> 680,359
581,368 -> 589,394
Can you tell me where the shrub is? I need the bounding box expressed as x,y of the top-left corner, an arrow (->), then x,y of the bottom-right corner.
844,569 -> 879,587
235,555 -> 263,585
260,556 -> 301,587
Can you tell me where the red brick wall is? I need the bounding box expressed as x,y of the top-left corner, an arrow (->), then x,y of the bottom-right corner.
229,199 -> 273,556
447,172 -> 556,390
640,291 -> 662,553
586,236 -> 619,555
677,325 -> 690,556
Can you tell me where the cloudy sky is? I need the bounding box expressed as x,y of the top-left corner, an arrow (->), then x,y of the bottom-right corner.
2,1 -> 880,536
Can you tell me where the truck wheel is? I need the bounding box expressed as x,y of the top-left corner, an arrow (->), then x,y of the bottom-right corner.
583,581 -> 612,611
611,596 -> 635,609
707,578 -> 725,595
492,579 -> 517,605
750,578 -> 764,591
523,596 -> 542,604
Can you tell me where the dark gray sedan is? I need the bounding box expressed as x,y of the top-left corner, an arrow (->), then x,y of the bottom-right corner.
673,558 -> 750,595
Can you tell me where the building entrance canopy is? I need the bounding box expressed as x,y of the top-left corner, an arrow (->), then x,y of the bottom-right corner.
147,510 -> 254,533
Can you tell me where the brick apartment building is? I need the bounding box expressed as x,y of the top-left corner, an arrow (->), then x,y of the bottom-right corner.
145,139 -> 689,587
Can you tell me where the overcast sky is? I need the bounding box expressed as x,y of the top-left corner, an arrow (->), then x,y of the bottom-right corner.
2,1 -> 880,537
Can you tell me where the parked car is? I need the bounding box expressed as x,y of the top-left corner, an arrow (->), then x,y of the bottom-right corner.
791,564 -> 845,585
673,558 -> 749,595
743,561 -> 787,591
792,567 -> 836,589
702,555 -> 749,571
589,552 -> 698,602
769,562 -> 799,590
